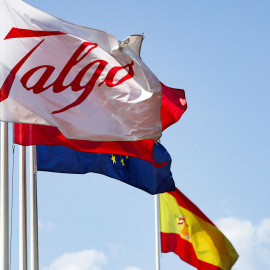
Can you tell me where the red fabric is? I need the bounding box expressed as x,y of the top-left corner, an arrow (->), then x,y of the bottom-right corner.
159,82 -> 187,130
161,232 -> 223,270
5,28 -> 67,40
14,82 -> 187,167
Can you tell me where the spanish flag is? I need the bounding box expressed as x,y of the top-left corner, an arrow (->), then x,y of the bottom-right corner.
159,188 -> 238,270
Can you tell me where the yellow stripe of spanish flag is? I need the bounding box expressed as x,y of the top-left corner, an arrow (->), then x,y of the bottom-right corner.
159,188 -> 238,270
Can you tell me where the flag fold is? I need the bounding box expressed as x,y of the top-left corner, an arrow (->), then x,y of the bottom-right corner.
14,82 -> 187,167
37,142 -> 175,195
159,188 -> 239,270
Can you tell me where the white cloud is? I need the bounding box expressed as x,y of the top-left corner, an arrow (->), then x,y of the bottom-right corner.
42,249 -> 107,270
257,219 -> 270,243
106,242 -> 122,258
42,249 -> 141,270
216,217 -> 270,270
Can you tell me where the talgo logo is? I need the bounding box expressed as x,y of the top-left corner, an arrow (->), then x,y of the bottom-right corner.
0,28 -> 134,114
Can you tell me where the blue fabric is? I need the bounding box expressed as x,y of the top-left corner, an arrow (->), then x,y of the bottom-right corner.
36,142 -> 175,195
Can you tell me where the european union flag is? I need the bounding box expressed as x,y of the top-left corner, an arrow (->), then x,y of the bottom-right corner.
36,142 -> 175,195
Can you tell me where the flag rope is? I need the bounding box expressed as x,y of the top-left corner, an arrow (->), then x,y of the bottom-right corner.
9,145 -> 15,270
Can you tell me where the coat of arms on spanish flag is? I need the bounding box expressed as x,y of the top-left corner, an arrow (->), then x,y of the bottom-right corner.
159,188 -> 239,270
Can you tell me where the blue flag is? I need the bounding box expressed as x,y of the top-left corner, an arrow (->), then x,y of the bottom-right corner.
36,142 -> 175,195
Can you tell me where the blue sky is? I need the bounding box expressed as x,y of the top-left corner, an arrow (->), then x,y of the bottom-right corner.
5,0 -> 270,269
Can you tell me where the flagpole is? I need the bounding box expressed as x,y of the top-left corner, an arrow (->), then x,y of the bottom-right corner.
19,145 -> 28,270
155,194 -> 161,270
30,145 -> 39,270
0,121 -> 9,270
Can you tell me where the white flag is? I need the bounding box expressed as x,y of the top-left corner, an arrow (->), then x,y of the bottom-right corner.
0,0 -> 162,141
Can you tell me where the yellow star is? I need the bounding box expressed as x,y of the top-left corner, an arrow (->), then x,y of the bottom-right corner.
120,158 -> 125,166
111,155 -> 116,164
126,156 -> 129,159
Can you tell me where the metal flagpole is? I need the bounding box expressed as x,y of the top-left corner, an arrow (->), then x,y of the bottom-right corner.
19,145 -> 28,270
0,122 -> 9,270
155,194 -> 161,270
30,145 -> 39,270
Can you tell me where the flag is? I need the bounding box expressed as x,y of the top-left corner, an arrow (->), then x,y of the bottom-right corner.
0,0 -> 163,141
14,82 -> 187,167
36,142 -> 174,195
159,188 -> 239,270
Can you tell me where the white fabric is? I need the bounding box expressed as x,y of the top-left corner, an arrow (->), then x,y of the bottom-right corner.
0,0 -> 162,141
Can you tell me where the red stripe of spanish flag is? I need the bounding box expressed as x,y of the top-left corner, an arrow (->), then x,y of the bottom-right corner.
159,188 -> 238,270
